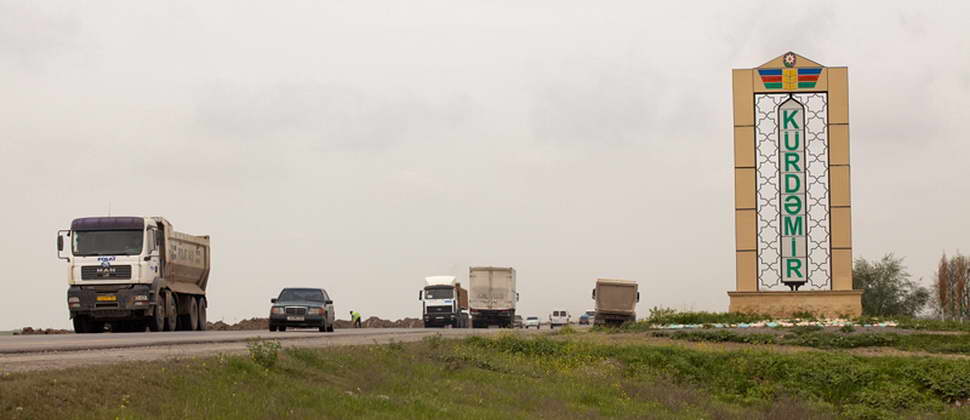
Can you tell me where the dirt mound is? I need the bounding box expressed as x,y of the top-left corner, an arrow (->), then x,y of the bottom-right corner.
207,317 -> 423,330
336,317 -> 424,329
206,317 -> 269,331
364,317 -> 423,328
14,327 -> 72,335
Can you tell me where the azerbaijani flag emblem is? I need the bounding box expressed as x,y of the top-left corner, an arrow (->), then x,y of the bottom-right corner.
759,68 -> 821,90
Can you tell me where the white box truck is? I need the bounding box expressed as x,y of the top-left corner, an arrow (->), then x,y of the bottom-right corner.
469,266 -> 517,328
56,216 -> 210,333
419,276 -> 469,328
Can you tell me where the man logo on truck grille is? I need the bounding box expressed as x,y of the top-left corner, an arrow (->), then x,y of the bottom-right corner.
96,267 -> 117,277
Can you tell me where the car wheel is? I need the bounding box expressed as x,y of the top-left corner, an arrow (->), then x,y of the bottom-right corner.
73,317 -> 90,334
269,325 -> 277,332
278,326 -> 286,332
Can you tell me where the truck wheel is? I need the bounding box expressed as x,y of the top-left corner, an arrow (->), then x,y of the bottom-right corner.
278,326 -> 286,332
163,291 -> 178,332
327,323 -> 334,332
149,300 -> 165,332
269,325 -> 278,332
196,297 -> 207,331
186,297 -> 199,331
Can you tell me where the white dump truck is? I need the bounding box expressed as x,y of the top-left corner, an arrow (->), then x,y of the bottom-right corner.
56,216 -> 210,333
592,278 -> 639,326
419,276 -> 469,328
469,266 -> 518,328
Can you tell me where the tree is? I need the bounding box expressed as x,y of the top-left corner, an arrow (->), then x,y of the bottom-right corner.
853,254 -> 930,317
935,253 -> 970,320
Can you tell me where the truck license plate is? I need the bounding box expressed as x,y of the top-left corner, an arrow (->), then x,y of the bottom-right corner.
287,316 -> 304,321
96,296 -> 117,302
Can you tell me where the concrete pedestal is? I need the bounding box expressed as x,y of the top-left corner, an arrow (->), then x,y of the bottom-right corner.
728,290 -> 863,318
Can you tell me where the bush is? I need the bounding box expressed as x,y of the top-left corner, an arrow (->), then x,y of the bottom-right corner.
783,333 -> 898,349
645,310 -> 771,325
247,339 -> 282,369
788,325 -> 823,335
553,325 -> 578,335
662,330 -> 777,345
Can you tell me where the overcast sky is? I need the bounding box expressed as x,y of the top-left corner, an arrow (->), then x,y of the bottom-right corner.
1,1 -> 969,330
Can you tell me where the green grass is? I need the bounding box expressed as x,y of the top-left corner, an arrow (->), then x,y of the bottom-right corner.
877,317 -> 970,333
653,329 -> 970,355
2,334 -> 970,419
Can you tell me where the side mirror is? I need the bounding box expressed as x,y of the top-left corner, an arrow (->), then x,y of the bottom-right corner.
636,292 -> 640,303
325,300 -> 333,305
56,230 -> 70,261
516,292 -> 520,302
271,298 -> 278,304
592,289 -> 596,299
418,291 -> 422,301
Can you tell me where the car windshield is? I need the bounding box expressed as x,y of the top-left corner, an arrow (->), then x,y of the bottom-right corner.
527,317 -> 538,320
424,287 -> 453,299
278,289 -> 325,302
586,311 -> 596,316
73,230 -> 143,256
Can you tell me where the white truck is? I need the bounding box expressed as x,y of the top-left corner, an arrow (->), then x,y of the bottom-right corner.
469,266 -> 518,328
56,216 -> 210,333
419,276 -> 469,328
592,278 -> 639,326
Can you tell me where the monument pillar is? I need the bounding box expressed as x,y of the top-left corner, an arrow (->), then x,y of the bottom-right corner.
728,52 -> 862,318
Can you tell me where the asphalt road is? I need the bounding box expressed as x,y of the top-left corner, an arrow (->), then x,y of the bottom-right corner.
0,328 -> 507,372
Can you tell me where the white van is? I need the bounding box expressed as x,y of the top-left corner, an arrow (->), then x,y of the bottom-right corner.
549,310 -> 571,328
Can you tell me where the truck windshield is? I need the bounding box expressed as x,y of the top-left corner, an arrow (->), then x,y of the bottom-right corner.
73,230 -> 143,256
424,288 -> 453,300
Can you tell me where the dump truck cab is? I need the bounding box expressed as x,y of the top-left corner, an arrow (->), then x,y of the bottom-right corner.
420,276 -> 469,328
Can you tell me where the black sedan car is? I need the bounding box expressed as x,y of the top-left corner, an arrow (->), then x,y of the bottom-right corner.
269,288 -> 335,332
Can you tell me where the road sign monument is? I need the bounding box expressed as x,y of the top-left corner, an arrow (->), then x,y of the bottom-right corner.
729,52 -> 862,317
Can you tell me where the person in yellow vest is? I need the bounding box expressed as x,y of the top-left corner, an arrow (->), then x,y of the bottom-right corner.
350,310 -> 362,328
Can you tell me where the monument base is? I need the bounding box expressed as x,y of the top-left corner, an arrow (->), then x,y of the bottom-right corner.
727,290 -> 863,318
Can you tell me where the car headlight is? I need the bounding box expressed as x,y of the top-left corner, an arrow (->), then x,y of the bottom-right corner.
271,307 -> 284,315
308,307 -> 323,315
68,297 -> 80,304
